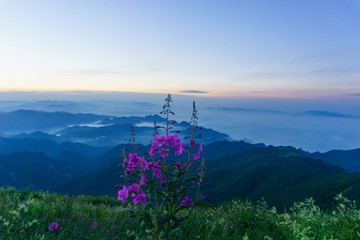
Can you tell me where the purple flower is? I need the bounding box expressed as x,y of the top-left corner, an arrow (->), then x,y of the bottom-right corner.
193,152 -> 200,160
175,142 -> 184,156
175,161 -> 182,170
80,212 -> 84,216
129,183 -> 140,193
140,159 -> 149,171
189,140 -> 196,147
153,168 -> 162,178
49,222 -> 60,231
199,143 -> 203,152
129,153 -> 141,164
92,221 -> 98,229
140,174 -> 146,185
149,148 -> 156,156
125,153 -> 145,172
181,197 -> 193,207
159,175 -> 167,187
159,148 -> 170,158
133,191 -> 147,205
117,185 -> 129,204
150,134 -> 185,157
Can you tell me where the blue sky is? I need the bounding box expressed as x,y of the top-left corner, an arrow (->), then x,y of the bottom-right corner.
0,0 -> 360,98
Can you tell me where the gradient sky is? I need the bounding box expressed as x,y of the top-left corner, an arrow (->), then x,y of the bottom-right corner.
0,0 -> 360,98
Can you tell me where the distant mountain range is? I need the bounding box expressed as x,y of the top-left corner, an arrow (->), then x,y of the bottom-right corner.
283,146 -> 360,173
309,149 -> 360,173
0,151 -> 86,190
0,137 -> 108,160
1,110 -> 231,146
0,110 -> 105,133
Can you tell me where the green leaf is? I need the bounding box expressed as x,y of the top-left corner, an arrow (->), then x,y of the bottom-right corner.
195,201 -> 216,210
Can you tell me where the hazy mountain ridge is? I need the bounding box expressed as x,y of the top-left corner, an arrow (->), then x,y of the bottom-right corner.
280,145 -> 360,173
298,111 -> 356,119
0,152 -> 76,191
309,149 -> 360,173
0,110 -> 106,133
2,110 -> 231,146
0,137 -> 108,159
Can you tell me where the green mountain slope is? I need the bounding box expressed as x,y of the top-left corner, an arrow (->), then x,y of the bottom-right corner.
56,143 -> 360,209
202,146 -> 360,209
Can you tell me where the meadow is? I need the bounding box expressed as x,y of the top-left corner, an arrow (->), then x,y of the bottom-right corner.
1,187 -> 359,240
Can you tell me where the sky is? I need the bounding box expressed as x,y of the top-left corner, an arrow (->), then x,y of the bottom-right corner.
0,1 -> 360,152
0,0 -> 360,98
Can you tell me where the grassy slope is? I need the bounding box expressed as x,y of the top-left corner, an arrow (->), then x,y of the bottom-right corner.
1,188 -> 360,239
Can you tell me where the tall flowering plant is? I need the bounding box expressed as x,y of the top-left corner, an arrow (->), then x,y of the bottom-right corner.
116,94 -> 213,239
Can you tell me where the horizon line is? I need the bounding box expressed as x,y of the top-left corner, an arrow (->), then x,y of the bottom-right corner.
0,88 -> 359,100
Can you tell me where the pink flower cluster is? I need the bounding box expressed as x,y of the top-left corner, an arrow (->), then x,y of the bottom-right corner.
118,134 -> 201,206
150,134 -> 184,157
124,153 -> 149,174
118,183 -> 147,205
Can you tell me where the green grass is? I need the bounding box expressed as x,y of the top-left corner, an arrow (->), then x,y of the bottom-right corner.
1,187 -> 360,239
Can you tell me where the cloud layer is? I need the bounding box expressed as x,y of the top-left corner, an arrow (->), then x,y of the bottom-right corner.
179,90 -> 208,94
